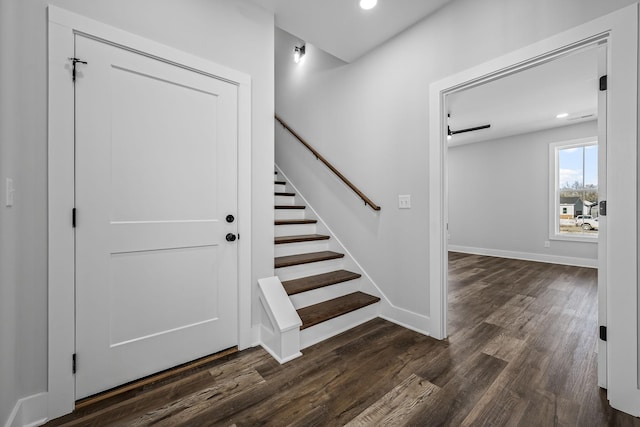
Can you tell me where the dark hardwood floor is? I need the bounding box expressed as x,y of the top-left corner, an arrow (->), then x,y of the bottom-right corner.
45,253 -> 640,426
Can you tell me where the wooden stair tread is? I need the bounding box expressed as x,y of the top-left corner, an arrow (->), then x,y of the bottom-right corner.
275,205 -> 306,209
275,251 -> 344,268
275,234 -> 330,244
282,270 -> 362,295
275,180 -> 286,185
275,219 -> 318,225
275,192 -> 295,196
297,292 -> 380,330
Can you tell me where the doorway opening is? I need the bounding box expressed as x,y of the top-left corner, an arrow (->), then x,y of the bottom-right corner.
430,6 -> 640,414
429,32 -> 613,367
443,41 -> 606,385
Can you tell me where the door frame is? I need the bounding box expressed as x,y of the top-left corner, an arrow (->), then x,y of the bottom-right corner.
428,4 -> 638,415
47,6 -> 252,419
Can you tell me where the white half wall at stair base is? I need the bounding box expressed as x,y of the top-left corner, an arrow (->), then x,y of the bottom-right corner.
275,165 -> 434,338
257,276 -> 302,364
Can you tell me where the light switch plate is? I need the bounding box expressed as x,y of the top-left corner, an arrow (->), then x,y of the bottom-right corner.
6,178 -> 14,207
399,194 -> 411,209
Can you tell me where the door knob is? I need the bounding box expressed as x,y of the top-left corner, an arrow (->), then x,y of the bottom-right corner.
226,214 -> 235,223
226,233 -> 237,242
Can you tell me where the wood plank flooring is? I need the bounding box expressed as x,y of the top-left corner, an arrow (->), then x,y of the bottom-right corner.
45,253 -> 640,426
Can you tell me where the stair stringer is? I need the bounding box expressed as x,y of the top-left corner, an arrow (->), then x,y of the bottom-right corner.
275,164 -> 433,339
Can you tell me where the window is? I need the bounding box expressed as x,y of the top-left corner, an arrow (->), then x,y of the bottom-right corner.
549,138 -> 598,241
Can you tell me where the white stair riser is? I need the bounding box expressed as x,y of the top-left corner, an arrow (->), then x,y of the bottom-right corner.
275,223 -> 317,237
300,303 -> 379,349
275,183 -> 287,192
275,240 -> 329,257
275,195 -> 296,205
276,258 -> 344,281
290,279 -> 361,309
275,209 -> 306,220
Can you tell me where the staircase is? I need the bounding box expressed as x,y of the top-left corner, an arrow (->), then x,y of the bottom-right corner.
274,172 -> 381,349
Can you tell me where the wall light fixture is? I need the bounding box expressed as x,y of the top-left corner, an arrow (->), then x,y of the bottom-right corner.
294,45 -> 306,64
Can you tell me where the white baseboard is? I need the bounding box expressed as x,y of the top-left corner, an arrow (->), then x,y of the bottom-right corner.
260,343 -> 302,364
448,245 -> 597,268
379,302 -> 432,337
4,392 -> 48,427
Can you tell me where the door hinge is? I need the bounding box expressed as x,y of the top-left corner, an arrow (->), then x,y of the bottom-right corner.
599,75 -> 607,91
68,57 -> 88,82
599,325 -> 607,341
72,208 -> 77,227
72,353 -> 77,374
599,200 -> 607,216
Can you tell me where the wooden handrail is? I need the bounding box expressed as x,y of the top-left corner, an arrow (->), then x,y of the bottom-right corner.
275,115 -> 381,211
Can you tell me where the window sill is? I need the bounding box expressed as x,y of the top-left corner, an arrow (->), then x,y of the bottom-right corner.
549,234 -> 598,243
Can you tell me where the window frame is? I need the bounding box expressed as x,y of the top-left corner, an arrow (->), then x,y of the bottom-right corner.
549,137 -> 599,243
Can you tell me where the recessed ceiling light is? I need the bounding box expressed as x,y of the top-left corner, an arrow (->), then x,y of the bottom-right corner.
359,0 -> 377,10
556,113 -> 569,119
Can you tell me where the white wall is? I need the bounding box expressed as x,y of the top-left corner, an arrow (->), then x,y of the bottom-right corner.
0,0 -> 274,423
275,0 -> 636,321
0,0 -> 47,421
448,121 -> 598,264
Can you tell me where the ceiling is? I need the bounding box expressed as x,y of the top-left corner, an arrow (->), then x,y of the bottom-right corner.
254,0 -> 598,144
447,46 -> 599,146
249,0 -> 454,62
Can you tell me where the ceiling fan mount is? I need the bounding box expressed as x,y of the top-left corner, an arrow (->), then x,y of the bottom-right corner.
447,113 -> 491,136
447,124 -> 491,136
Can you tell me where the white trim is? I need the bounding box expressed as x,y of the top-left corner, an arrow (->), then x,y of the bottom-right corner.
47,6 -> 252,420
259,339 -> 302,364
257,277 -> 302,333
549,236 -> 598,243
548,137 -> 599,242
4,392 -> 48,427
300,304 -> 379,349
237,73 -> 253,352
448,245 -> 597,269
596,42 -> 609,389
429,4 -> 638,415
378,311 -> 432,336
48,8 -> 248,86
257,276 -> 302,364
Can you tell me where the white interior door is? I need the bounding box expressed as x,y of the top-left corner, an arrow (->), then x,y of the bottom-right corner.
74,34 -> 238,399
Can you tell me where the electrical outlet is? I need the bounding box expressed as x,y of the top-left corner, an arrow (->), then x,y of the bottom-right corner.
544,241 -> 551,248
398,194 -> 411,209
